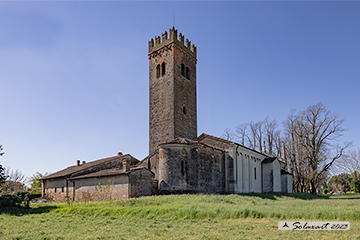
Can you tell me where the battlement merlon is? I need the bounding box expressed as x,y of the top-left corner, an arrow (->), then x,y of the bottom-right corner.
148,27 -> 197,59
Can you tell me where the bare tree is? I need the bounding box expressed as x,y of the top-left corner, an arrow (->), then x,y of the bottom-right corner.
273,130 -> 282,156
335,148 -> 360,175
5,168 -> 26,184
264,117 -> 278,154
235,123 -> 249,145
221,128 -> 235,141
1,167 -> 27,193
284,102 -> 351,194
248,120 -> 265,151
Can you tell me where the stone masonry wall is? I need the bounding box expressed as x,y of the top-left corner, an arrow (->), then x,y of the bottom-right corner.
197,145 -> 226,193
149,29 -> 197,154
173,44 -> 197,142
149,44 -> 175,154
129,168 -> 154,197
262,163 -> 273,193
158,143 -> 226,194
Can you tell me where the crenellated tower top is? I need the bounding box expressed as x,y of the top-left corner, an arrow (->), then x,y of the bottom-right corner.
148,27 -> 197,59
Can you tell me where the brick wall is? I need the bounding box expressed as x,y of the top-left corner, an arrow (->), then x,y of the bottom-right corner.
73,175 -> 130,201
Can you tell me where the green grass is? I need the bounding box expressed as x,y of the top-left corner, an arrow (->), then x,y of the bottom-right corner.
0,193 -> 360,239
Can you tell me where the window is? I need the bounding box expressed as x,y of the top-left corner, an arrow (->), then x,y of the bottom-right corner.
181,161 -> 184,176
181,64 -> 185,77
156,64 -> 160,78
61,187 -> 64,193
186,67 -> 190,80
183,106 -> 186,115
54,187 -> 57,193
162,62 -> 166,76
254,168 -> 256,179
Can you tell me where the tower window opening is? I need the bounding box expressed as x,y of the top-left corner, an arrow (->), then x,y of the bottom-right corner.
181,161 -> 184,176
183,106 -> 186,115
186,67 -> 190,80
156,64 -> 160,78
181,64 -> 185,77
162,62 -> 166,76
254,167 -> 256,179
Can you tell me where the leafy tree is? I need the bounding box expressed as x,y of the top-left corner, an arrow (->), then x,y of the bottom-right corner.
0,145 -> 4,157
28,172 -> 49,194
0,145 -> 5,187
348,171 -> 360,193
0,163 -> 5,186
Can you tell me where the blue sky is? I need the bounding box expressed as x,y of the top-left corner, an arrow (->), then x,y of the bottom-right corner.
1,1 -> 359,179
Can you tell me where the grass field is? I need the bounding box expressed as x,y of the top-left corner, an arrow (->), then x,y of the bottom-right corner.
0,193 -> 359,239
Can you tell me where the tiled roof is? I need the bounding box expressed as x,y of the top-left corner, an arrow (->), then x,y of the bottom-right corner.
195,133 -> 232,144
69,167 -> 153,180
195,133 -> 232,150
69,168 -> 126,179
41,154 -> 139,180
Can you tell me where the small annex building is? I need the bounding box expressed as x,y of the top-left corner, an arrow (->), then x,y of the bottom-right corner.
41,27 -> 292,201
41,153 -> 156,201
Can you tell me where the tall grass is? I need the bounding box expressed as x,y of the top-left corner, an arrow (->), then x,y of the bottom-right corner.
1,193 -> 360,240
48,193 -> 360,221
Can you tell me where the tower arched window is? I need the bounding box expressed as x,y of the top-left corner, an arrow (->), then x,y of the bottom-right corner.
183,106 -> 187,115
162,62 -> 166,76
156,64 -> 160,78
186,67 -> 190,80
181,64 -> 185,77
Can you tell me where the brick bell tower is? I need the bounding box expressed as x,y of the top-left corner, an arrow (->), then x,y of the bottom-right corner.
148,27 -> 197,154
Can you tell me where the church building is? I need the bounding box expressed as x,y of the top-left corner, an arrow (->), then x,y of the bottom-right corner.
41,28 -> 292,201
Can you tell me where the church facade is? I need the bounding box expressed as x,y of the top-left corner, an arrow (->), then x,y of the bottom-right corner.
41,28 -> 292,201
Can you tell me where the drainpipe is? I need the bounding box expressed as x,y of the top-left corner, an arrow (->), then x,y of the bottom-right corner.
66,179 -> 69,196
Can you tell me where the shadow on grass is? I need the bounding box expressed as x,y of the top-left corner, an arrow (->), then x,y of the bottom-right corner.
0,205 -> 59,216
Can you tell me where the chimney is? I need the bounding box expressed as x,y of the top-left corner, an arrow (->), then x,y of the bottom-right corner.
77,160 -> 80,166
122,159 -> 130,172
281,142 -> 285,159
82,161 -> 86,164
118,152 -> 123,156
262,141 -> 266,153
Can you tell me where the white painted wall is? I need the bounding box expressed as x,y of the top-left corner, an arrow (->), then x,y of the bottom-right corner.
233,144 -> 263,194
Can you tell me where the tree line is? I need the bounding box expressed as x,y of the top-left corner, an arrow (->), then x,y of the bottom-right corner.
0,145 -> 48,195
222,102 -> 353,194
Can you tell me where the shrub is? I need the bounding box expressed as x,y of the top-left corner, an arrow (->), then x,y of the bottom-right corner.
0,191 -> 40,208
